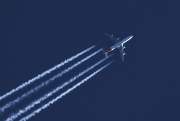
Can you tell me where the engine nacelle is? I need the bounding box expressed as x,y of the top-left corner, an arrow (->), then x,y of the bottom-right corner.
123,46 -> 126,49
123,53 -> 126,55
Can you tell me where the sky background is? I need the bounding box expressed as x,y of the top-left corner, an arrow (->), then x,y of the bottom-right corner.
0,0 -> 179,121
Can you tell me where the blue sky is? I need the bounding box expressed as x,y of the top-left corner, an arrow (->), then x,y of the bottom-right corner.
0,1 -> 179,121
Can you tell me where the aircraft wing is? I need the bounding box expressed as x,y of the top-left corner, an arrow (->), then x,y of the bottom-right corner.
110,37 -> 118,43
119,46 -> 125,61
105,33 -> 119,43
121,53 -> 124,61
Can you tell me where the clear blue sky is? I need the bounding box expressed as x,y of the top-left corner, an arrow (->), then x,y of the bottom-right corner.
0,0 -> 179,121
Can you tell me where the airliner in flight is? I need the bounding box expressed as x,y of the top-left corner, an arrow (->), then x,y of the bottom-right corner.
103,33 -> 133,61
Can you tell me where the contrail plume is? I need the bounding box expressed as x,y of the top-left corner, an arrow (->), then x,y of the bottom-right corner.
17,61 -> 113,121
0,45 -> 95,101
6,56 -> 112,121
0,48 -> 101,114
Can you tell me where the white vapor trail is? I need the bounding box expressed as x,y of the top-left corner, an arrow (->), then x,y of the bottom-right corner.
6,56 -> 112,121
0,45 -> 95,101
18,61 -> 113,121
0,48 -> 101,114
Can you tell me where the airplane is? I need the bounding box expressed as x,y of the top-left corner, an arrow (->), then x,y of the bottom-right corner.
103,33 -> 133,61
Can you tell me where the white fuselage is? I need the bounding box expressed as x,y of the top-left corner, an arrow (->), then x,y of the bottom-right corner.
110,35 -> 133,50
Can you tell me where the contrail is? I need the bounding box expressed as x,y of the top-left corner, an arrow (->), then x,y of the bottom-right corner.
6,56 -> 112,121
17,61 -> 113,121
0,48 -> 101,114
0,45 -> 95,101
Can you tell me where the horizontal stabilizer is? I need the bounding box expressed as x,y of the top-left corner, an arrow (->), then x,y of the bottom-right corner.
102,50 -> 108,58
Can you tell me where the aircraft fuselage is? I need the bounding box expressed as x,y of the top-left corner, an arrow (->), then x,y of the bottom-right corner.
110,35 -> 133,51
104,34 -> 133,61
